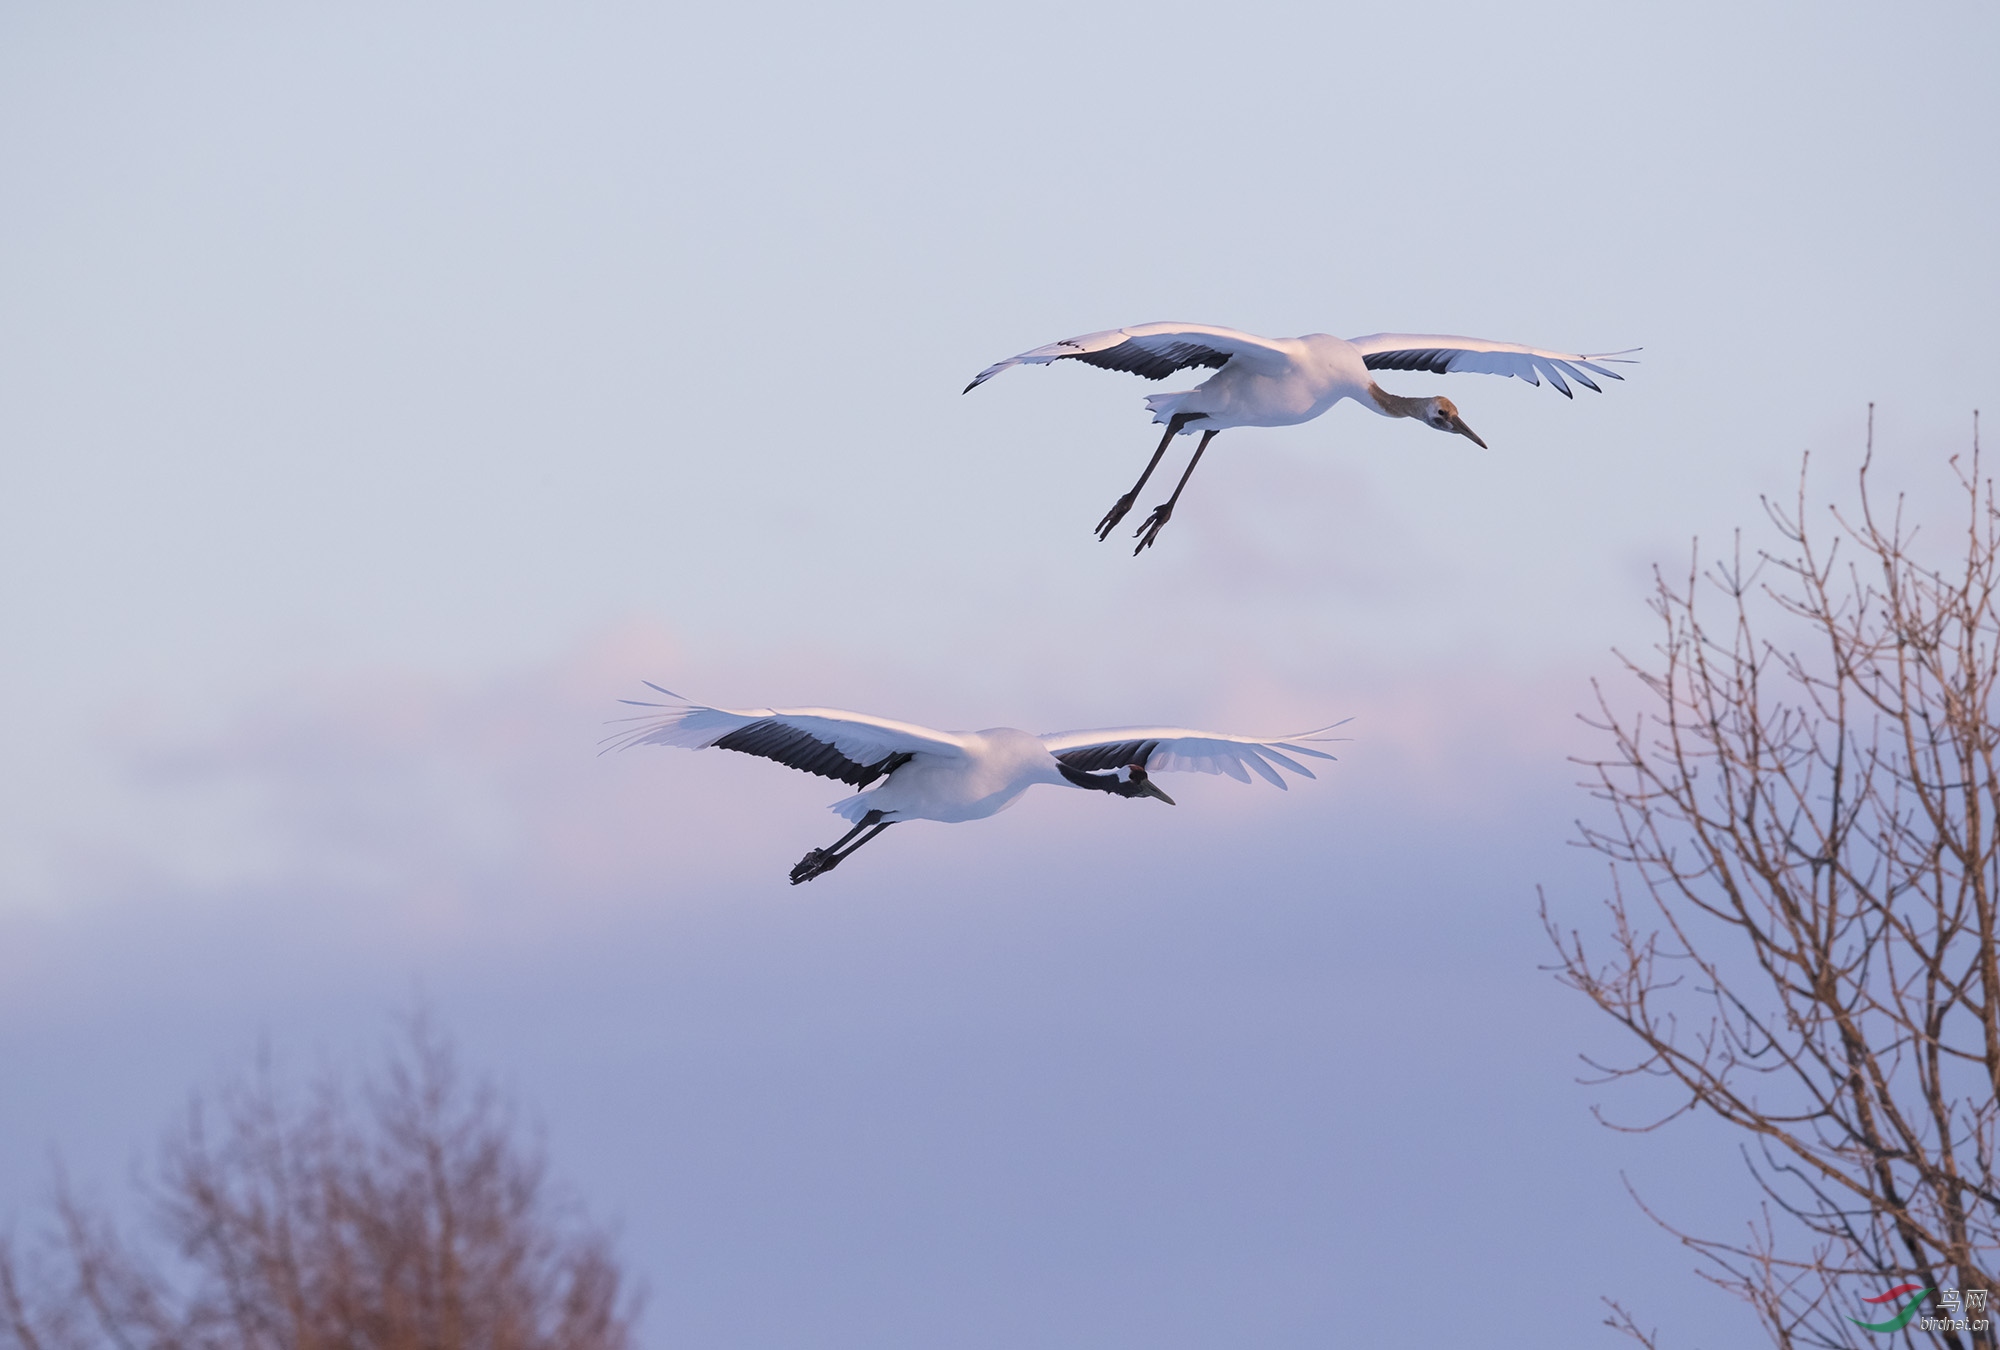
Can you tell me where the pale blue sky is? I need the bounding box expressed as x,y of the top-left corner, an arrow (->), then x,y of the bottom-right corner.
2,2 -> 1996,1345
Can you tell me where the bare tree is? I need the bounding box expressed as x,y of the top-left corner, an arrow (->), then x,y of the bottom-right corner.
0,1017 -> 638,1350
1546,411 -> 2000,1349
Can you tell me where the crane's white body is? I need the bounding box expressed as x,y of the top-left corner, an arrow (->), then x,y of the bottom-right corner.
845,726 -> 1062,823
1139,333 -> 1368,431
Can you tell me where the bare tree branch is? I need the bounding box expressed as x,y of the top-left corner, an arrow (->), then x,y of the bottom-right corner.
1550,412 -> 2000,1347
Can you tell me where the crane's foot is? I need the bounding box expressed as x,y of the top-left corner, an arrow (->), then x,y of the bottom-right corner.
790,848 -> 840,885
1095,493 -> 1137,541
1132,503 -> 1173,554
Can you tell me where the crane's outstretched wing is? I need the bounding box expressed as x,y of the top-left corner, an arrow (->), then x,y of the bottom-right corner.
608,686 -> 970,788
1038,725 -> 1343,789
1346,333 -> 1639,399
964,322 -> 1297,393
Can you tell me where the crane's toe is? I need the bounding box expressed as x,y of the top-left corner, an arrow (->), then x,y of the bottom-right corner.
1096,493 -> 1137,541
1132,504 -> 1173,554
789,848 -> 838,885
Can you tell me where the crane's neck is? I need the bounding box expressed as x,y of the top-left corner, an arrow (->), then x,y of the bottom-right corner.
1365,383 -> 1429,420
1363,383 -> 1488,447
1057,763 -> 1175,804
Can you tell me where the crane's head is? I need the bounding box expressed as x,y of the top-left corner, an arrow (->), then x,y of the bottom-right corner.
1424,397 -> 1487,449
1122,766 -> 1176,805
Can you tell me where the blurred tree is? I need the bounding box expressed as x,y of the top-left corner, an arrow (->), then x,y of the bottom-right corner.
1548,414 -> 2000,1349
0,1017 -> 637,1350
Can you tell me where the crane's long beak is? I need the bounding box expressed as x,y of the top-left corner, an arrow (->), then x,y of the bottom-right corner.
1129,769 -> 1176,806
1446,412 -> 1487,449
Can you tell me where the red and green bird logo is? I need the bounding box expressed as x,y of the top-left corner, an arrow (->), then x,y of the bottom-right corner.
1850,1285 -> 1932,1333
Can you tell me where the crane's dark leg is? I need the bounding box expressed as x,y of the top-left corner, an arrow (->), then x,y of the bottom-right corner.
1132,429 -> 1220,554
790,810 -> 898,885
1097,412 -> 1204,541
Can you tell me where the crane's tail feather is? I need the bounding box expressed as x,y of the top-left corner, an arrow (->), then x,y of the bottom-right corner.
1143,390 -> 1201,426
828,791 -> 881,823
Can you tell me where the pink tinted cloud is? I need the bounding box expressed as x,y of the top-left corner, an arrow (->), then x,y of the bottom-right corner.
36,619 -> 1611,948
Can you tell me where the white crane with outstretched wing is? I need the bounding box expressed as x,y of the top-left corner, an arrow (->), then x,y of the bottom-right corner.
611,686 -> 1340,884
966,320 -> 1637,552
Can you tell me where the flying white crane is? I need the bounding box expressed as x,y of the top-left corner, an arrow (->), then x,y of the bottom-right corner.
610,686 -> 1339,884
966,322 -> 1637,552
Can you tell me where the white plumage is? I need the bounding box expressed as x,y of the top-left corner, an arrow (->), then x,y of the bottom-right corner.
966,321 -> 1637,551
611,686 -> 1339,884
